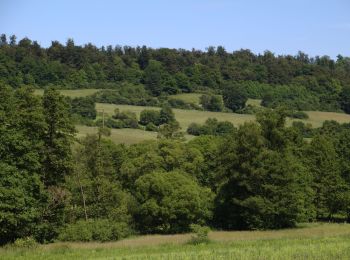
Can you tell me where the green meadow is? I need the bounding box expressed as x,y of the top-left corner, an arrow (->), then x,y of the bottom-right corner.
1,223 -> 349,260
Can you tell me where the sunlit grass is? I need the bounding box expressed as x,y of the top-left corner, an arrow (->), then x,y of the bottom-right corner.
1,223 -> 350,260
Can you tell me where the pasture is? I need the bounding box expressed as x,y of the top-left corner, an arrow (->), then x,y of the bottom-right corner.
34,91 -> 350,144
1,223 -> 350,259
76,125 -> 158,145
96,103 -> 350,130
96,103 -> 256,129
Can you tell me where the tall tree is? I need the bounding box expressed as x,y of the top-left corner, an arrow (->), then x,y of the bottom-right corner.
42,88 -> 76,186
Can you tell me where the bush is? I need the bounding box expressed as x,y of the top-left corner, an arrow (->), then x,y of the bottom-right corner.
168,98 -> 202,110
287,110 -> 309,119
186,118 -> 235,136
139,109 -> 161,126
236,104 -> 263,115
187,224 -> 211,245
58,219 -> 132,242
222,84 -> 248,112
200,94 -> 223,111
70,96 -> 97,119
187,123 -> 202,135
145,122 -> 158,131
13,237 -> 38,249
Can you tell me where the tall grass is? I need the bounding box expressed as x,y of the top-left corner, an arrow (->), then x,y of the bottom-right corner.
1,223 -> 349,260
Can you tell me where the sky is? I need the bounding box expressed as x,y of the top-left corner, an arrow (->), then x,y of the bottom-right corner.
1,0 -> 350,58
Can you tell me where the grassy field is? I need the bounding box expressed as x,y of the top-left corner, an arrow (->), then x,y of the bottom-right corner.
76,125 -> 195,145
1,223 -> 350,259
34,89 -> 100,97
169,93 -> 262,107
169,93 -> 203,104
246,98 -> 262,107
33,91 -> 350,144
96,103 -> 350,130
96,103 -> 256,129
76,125 -> 159,145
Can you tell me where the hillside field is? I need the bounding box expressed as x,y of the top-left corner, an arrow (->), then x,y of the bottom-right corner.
96,103 -> 350,129
34,90 -> 350,143
1,223 -> 349,259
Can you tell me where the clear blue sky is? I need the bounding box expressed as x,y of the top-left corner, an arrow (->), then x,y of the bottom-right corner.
1,0 -> 349,58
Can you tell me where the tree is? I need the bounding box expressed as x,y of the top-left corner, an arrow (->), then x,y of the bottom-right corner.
215,112 -> 314,229
139,109 -> 161,126
340,86 -> 350,114
305,135 -> 349,219
0,163 -> 45,244
134,170 -> 214,233
159,105 -> 175,124
200,94 -> 224,111
143,60 -> 165,96
42,88 -> 76,186
66,135 -> 133,223
0,34 -> 7,46
157,121 -> 183,140
0,85 -> 47,244
71,96 -> 97,119
222,84 -> 248,112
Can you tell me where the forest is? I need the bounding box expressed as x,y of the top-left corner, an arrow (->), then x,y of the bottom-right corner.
1,34 -> 350,245
1,34 -> 350,113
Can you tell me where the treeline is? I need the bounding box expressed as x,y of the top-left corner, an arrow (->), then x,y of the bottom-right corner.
1,34 -> 350,112
1,84 -> 350,244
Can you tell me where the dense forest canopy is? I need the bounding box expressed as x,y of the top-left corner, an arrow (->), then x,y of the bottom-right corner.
1,34 -> 350,112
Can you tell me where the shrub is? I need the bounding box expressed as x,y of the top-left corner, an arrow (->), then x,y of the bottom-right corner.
70,96 -> 97,119
187,118 -> 235,136
13,237 -> 38,249
58,219 -> 132,242
139,109 -> 161,126
287,110 -> 309,119
187,123 -> 202,135
145,122 -> 158,131
200,94 -> 223,111
187,224 -> 211,245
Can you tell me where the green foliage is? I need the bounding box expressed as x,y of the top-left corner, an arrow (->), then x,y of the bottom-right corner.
340,86 -> 350,114
200,94 -> 224,111
12,237 -> 38,249
222,84 -> 248,111
58,219 -> 132,242
157,121 -> 184,140
112,109 -> 139,128
92,84 -> 159,106
167,98 -> 201,110
145,122 -> 158,131
70,96 -> 96,119
215,109 -> 314,230
287,110 -> 309,119
261,85 -> 320,111
305,135 -> 349,218
159,105 -> 175,124
139,109 -> 161,126
187,118 -> 235,136
187,224 -> 211,245
143,60 -> 164,95
134,170 -> 214,233
42,88 -> 75,186
2,35 -> 350,113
